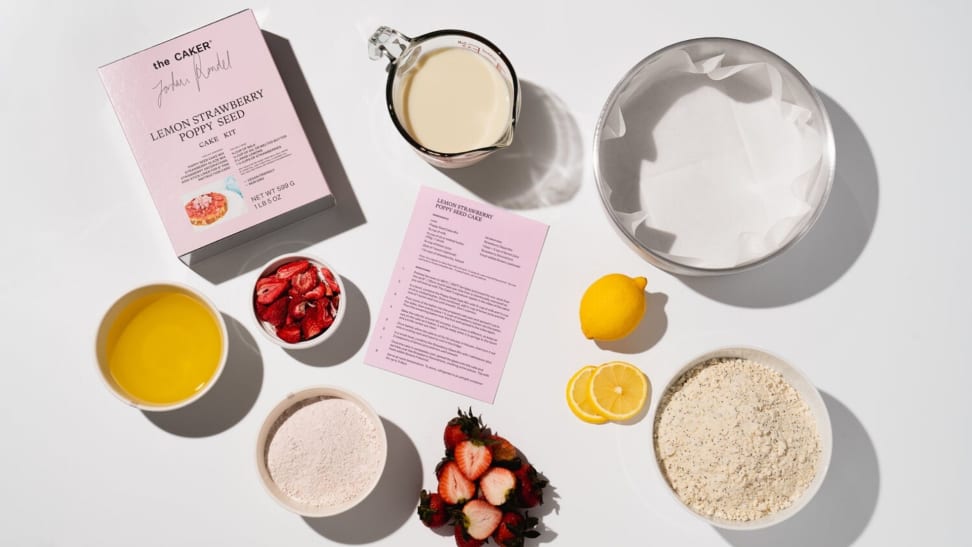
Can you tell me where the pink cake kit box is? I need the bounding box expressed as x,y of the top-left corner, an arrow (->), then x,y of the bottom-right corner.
99,10 -> 332,264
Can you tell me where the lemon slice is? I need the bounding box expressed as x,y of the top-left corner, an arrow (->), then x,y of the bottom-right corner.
566,366 -> 608,424
588,361 -> 649,421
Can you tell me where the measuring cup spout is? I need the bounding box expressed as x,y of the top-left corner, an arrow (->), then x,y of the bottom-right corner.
368,26 -> 412,64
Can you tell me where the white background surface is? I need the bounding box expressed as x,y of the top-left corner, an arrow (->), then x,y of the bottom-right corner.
1,1 -> 969,545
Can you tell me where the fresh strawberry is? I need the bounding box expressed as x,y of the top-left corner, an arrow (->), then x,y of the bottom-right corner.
455,440 -> 492,481
332,294 -> 341,312
454,522 -> 484,547
258,297 -> 288,327
303,283 -> 326,300
292,268 -> 319,294
460,499 -> 502,540
274,259 -> 309,280
492,511 -> 539,547
321,267 -> 341,294
417,490 -> 450,528
479,467 -> 517,506
444,408 -> 484,451
513,464 -> 548,508
288,298 -> 310,321
437,461 -> 476,505
435,455 -> 453,480
255,278 -> 288,305
276,324 -> 302,344
488,435 -> 518,463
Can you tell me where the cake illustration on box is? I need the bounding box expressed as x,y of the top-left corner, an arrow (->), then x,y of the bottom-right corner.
185,192 -> 229,226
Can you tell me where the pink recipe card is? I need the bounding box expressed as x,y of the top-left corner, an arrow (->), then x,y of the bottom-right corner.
365,187 -> 548,403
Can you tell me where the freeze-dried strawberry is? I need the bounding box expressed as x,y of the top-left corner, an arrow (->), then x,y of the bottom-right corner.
302,300 -> 333,340
255,278 -> 288,305
319,300 -> 335,329
275,260 -> 309,280
288,298 -> 310,321
259,297 -> 288,327
321,267 -> 341,295
292,269 -> 318,294
303,283 -> 325,300
256,276 -> 279,289
276,324 -> 302,344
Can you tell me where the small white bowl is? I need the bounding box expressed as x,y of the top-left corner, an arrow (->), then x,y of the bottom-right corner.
251,253 -> 347,350
94,282 -> 228,412
255,386 -> 388,517
651,346 -> 832,530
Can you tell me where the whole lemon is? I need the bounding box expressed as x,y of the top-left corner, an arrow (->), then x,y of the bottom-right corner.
579,274 -> 647,341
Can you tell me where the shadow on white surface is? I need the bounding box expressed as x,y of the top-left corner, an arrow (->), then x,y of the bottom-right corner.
143,313 -> 263,437
717,391 -> 880,547
595,291 -> 669,354
286,277 -> 371,366
303,417 -> 422,543
680,93 -> 879,307
437,81 -> 583,209
189,31 -> 366,284
513,444 -> 560,543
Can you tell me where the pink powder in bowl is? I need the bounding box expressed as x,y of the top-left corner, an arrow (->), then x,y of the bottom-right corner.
258,390 -> 386,516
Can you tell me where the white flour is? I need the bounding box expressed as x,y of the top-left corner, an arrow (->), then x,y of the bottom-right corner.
266,397 -> 383,509
654,358 -> 820,521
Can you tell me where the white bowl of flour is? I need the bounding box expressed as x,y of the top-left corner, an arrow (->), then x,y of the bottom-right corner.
256,386 -> 387,517
651,346 -> 832,530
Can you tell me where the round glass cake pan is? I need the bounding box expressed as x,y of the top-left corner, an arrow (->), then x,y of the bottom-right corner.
593,38 -> 835,276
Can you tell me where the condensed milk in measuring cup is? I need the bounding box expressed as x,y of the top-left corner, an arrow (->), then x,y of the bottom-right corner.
369,27 -> 520,168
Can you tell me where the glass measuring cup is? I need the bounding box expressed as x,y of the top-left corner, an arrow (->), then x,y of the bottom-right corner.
368,26 -> 521,168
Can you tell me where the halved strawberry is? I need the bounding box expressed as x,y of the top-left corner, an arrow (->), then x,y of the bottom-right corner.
288,298 -> 310,321
258,297 -> 288,327
437,461 -> 475,505
417,489 -> 450,528
454,522 -> 484,547
276,324 -> 302,344
255,278 -> 288,304
321,267 -> 341,294
492,511 -> 539,547
292,269 -> 318,294
455,440 -> 492,481
460,499 -> 502,540
275,259 -> 309,280
479,467 -> 516,506
435,455 -> 453,480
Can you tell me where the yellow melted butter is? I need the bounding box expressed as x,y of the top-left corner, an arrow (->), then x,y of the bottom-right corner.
107,292 -> 222,405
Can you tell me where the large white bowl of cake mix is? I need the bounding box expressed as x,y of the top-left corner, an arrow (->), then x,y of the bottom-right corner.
594,38 -> 835,275
651,347 -> 832,530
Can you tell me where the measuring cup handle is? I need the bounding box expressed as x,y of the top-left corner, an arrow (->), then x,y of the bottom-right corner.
368,26 -> 413,64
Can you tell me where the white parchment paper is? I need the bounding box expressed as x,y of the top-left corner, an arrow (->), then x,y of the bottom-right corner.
600,46 -> 827,269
